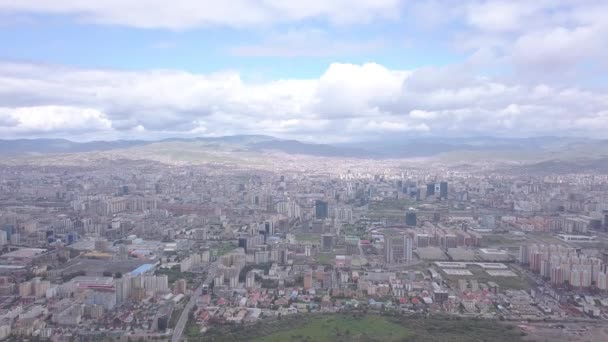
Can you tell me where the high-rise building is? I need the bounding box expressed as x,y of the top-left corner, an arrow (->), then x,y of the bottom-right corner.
386,235 -> 412,264
175,279 -> 187,294
416,234 -> 430,247
1,225 -> 15,241
303,271 -> 313,290
322,234 -> 334,251
279,248 -> 288,265
118,244 -> 129,260
238,237 -> 249,252
440,181 -> 448,200
115,275 -> 132,304
385,237 -> 393,264
426,183 -> 435,198
315,200 -> 328,219
245,271 -> 256,289
9,233 -> 20,245
405,211 -> 417,226
263,221 -> 274,236
519,245 -> 529,264
405,237 -> 413,264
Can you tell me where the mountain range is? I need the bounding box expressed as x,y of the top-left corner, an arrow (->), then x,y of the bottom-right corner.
1,135 -> 607,164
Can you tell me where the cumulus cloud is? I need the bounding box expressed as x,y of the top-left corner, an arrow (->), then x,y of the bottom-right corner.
0,106 -> 112,135
1,61 -> 607,141
458,0 -> 608,78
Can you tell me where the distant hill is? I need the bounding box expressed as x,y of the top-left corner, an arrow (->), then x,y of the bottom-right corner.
0,138 -> 148,155
249,139 -> 369,157
2,136 -> 608,169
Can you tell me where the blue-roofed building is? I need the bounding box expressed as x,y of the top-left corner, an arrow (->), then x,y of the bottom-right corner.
130,263 -> 155,276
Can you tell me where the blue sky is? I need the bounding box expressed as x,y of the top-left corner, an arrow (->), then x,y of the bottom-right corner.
0,12 -> 461,78
0,0 -> 607,142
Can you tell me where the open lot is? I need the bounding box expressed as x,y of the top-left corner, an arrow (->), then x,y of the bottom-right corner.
203,314 -> 525,342
441,265 -> 534,291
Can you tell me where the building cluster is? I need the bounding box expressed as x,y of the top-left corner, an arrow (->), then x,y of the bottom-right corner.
0,155 -> 607,339
520,244 -> 608,289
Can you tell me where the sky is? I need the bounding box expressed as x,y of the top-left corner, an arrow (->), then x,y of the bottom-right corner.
0,0 -> 607,142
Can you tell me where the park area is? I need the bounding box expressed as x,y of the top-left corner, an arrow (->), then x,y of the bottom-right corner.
201,313 -> 526,342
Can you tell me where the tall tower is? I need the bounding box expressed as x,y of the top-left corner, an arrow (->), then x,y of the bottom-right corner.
440,182 -> 448,200
315,200 -> 328,219
405,237 -> 413,264
385,236 -> 393,264
426,183 -> 436,198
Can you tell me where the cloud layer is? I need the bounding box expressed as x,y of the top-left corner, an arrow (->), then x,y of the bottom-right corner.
1,61 -> 607,141
1,1 -> 608,141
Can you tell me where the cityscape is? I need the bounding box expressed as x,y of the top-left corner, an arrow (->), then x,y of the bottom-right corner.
0,139 -> 607,341
1,0 -> 608,341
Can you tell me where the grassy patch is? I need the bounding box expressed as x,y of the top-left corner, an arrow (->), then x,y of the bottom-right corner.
185,317 -> 202,340
295,233 -> 320,243
204,314 -> 525,342
317,253 -> 335,265
256,315 -> 409,342
155,268 -> 196,285
342,222 -> 368,238
215,241 -> 237,256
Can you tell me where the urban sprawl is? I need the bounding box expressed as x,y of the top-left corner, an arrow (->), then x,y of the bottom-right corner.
0,157 -> 608,341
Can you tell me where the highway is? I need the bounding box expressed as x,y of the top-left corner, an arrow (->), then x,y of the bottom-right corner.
171,262 -> 218,342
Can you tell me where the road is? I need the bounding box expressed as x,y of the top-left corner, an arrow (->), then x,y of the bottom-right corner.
171,262 -> 218,342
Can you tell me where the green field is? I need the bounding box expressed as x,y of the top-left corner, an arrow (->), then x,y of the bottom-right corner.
295,233 -> 320,243
185,317 -> 202,339
317,252 -> 335,265
203,314 -> 525,342
215,241 -> 237,256
155,267 -> 197,285
256,315 -> 409,342
342,222 -> 368,238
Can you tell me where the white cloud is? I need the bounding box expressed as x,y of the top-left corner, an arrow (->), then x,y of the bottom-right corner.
315,63 -> 409,118
457,0 -> 608,77
0,61 -> 607,141
0,0 -> 403,29
465,0 -> 545,33
0,106 -> 112,134
511,25 -> 603,70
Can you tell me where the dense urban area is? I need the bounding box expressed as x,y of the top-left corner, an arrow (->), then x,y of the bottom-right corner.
1,146 -> 608,342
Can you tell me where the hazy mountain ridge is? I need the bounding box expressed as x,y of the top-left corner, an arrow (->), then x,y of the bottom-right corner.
2,136 -> 608,170
0,138 -> 149,155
